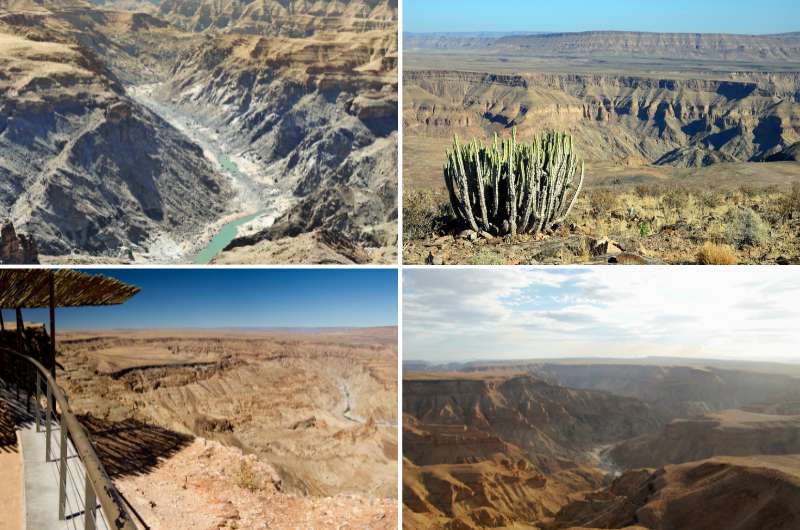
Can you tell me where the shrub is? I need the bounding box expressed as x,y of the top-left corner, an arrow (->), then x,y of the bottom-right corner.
777,182 -> 800,221
725,207 -> 769,248
444,129 -> 584,236
661,186 -> 690,213
468,250 -> 506,265
697,191 -> 720,214
696,242 -> 737,265
235,461 -> 261,492
403,190 -> 451,242
634,184 -> 657,198
589,188 -> 618,217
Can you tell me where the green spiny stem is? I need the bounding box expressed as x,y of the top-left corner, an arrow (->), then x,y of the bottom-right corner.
442,128 -> 585,236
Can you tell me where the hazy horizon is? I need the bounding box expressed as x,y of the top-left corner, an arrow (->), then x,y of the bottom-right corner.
405,0 -> 800,35
404,268 -> 800,364
403,354 -> 800,366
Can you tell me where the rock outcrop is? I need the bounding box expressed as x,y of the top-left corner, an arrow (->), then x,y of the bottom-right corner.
608,409 -> 800,469
548,456 -> 800,530
0,220 -> 38,264
0,0 -> 398,262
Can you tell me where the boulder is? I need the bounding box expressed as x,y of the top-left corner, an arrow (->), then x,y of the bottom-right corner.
0,221 -> 39,264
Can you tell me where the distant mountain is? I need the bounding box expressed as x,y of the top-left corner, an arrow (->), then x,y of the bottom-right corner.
406,30 -> 800,62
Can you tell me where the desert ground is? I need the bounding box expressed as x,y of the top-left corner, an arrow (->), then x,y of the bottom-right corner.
403,358 -> 800,529
53,327 -> 398,529
402,32 -> 800,265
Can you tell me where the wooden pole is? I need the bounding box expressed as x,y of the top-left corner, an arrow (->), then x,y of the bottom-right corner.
15,307 -> 23,399
49,271 -> 56,380
15,307 -> 23,350
0,309 -> 4,331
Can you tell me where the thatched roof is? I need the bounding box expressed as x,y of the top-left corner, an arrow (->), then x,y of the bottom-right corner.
0,269 -> 140,308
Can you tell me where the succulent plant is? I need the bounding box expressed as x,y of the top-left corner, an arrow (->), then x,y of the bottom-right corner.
443,128 -> 584,236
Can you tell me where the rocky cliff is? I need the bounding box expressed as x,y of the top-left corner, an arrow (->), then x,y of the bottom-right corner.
165,24 -> 398,260
529,363 -> 800,421
404,69 -> 800,167
0,13 -> 230,256
548,456 -> 800,530
157,0 -> 397,35
408,30 -> 800,64
0,0 -> 398,262
608,410 -> 800,469
404,373 -> 660,462
402,372 -> 660,529
0,220 -> 38,263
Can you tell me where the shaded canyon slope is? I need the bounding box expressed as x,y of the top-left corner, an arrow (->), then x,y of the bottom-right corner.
1,0 -> 398,262
0,5 -> 230,256
547,456 -> 800,530
403,363 -> 800,530
402,372 -> 660,530
165,22 -> 398,262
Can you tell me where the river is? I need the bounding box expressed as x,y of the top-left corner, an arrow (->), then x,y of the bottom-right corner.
128,84 -> 281,264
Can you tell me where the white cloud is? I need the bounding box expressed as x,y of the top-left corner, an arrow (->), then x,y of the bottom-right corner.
403,267 -> 800,363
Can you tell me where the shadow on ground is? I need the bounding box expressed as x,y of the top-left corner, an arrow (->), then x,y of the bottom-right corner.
77,414 -> 193,479
0,399 -> 18,453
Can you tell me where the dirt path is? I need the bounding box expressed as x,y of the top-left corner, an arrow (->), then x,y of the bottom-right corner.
0,447 -> 22,530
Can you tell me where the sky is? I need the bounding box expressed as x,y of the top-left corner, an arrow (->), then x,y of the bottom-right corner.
404,0 -> 800,35
7,269 -> 397,330
404,267 -> 800,364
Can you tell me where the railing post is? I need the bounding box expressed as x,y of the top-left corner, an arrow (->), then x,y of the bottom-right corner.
84,479 -> 97,530
58,424 -> 68,520
45,383 -> 52,461
34,372 -> 41,432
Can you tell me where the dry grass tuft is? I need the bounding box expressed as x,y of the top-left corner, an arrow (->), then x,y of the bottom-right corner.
696,242 -> 738,265
403,190 -> 452,242
235,461 -> 262,492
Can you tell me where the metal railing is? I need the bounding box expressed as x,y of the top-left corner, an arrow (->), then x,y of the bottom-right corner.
0,347 -> 137,530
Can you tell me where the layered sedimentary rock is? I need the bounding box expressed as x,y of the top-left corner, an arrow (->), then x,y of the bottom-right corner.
408,31 -> 800,63
1,0 -> 398,262
404,69 -> 800,167
165,23 -> 398,260
548,456 -> 800,530
403,373 -> 660,529
608,410 -> 800,469
0,8 -> 230,256
403,364 -> 800,529
157,0 -> 397,35
529,363 -> 800,421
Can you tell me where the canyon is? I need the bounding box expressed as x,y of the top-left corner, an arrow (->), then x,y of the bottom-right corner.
0,0 -> 397,263
54,327 -> 398,528
403,31 -> 800,265
403,359 -> 800,529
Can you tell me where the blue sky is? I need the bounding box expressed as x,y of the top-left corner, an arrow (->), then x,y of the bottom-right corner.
404,0 -> 800,35
8,269 -> 397,330
404,268 -> 800,363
